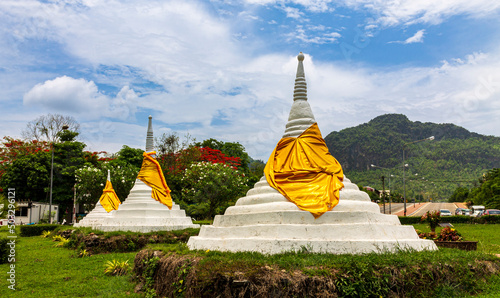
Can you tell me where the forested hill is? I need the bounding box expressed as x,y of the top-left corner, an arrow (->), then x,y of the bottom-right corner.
324,114 -> 500,199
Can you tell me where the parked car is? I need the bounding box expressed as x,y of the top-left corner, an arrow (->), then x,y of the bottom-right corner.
440,209 -> 452,216
483,209 -> 500,216
456,208 -> 472,216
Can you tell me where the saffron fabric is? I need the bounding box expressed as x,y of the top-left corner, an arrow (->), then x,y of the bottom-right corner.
264,123 -> 344,218
137,151 -> 172,209
99,180 -> 121,213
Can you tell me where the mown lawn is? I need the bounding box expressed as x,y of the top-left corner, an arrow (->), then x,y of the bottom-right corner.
0,227 -> 140,297
1,224 -> 499,297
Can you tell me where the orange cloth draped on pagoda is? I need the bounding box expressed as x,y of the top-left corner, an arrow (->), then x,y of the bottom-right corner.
99,180 -> 121,213
137,151 -> 172,209
264,123 -> 344,218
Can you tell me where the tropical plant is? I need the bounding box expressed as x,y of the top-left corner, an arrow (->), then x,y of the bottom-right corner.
104,259 -> 130,276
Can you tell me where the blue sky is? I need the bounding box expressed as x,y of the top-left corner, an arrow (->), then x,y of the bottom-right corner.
1,0 -> 500,160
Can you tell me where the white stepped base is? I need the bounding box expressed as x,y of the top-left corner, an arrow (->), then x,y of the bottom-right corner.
86,179 -> 199,232
188,238 -> 437,255
188,210 -> 436,254
187,177 -> 437,255
74,201 -> 114,228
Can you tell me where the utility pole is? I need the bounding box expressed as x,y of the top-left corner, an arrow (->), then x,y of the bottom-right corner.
381,175 -> 386,214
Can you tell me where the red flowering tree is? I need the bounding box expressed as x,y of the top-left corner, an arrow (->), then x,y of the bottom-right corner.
0,137 -> 51,187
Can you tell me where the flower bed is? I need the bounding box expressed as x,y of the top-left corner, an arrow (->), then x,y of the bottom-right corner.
433,241 -> 477,251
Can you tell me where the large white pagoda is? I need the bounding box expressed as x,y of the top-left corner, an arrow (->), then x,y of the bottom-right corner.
188,53 -> 437,254
87,116 -> 199,233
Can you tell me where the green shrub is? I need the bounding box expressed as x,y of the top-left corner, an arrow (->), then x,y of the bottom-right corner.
475,215 -> 500,224
398,217 -> 421,224
400,215 -> 500,225
0,237 -> 9,264
20,224 -> 59,237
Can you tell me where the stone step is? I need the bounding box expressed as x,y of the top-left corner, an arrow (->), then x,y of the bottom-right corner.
187,237 -> 437,254
195,223 -> 418,241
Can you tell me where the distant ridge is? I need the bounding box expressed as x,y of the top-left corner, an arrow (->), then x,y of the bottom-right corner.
324,114 -> 500,198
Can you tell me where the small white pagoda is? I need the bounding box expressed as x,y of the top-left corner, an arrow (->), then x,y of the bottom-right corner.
188,53 -> 437,254
74,170 -> 120,229
73,197 -> 115,229
95,116 -> 199,232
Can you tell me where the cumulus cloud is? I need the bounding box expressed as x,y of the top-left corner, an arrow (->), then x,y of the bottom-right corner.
23,76 -> 138,120
23,76 -> 108,114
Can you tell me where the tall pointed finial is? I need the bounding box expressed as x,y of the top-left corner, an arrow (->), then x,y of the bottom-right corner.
146,115 -> 154,152
282,52 -> 315,138
293,52 -> 307,101
107,169 -> 111,181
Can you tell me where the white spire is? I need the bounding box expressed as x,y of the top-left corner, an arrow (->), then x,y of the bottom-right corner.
107,169 -> 110,181
293,52 -> 307,102
146,115 -> 154,152
282,52 -> 316,138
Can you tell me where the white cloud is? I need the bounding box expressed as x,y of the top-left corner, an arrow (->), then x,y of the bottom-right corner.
288,25 -> 341,44
23,76 -> 108,115
23,76 -> 139,121
284,6 -> 303,19
404,29 -> 425,44
1,0 -> 500,161
245,0 -> 334,13
343,0 -> 500,26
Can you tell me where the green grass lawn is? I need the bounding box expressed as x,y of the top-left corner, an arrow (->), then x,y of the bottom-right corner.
1,224 -> 499,297
0,227 -> 140,297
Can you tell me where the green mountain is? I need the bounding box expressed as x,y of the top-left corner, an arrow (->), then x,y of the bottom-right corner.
324,114 -> 500,201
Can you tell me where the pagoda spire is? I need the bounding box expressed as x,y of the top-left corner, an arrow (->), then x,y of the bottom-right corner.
293,52 -> 307,101
146,115 -> 154,152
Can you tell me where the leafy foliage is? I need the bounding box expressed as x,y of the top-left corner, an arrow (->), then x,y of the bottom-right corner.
468,168 -> 500,209
180,162 -> 249,219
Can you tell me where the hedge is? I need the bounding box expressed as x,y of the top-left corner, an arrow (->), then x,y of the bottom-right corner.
0,237 -> 8,264
399,215 -> 499,225
20,224 -> 59,237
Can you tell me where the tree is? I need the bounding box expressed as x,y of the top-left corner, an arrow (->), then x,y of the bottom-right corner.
181,161 -> 249,220
115,145 -> 144,169
468,169 -> 500,209
0,149 -> 51,202
22,113 -> 80,142
448,187 -> 469,203
155,132 -> 180,156
195,139 -> 250,173
50,130 -> 87,221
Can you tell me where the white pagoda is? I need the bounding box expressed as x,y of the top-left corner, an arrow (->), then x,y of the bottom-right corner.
95,116 -> 199,232
188,53 -> 437,254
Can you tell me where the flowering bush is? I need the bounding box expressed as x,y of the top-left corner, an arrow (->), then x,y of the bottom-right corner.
75,161 -> 138,211
181,161 -> 248,219
416,229 -> 438,240
416,227 -> 463,242
421,211 -> 441,232
436,227 -> 463,241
